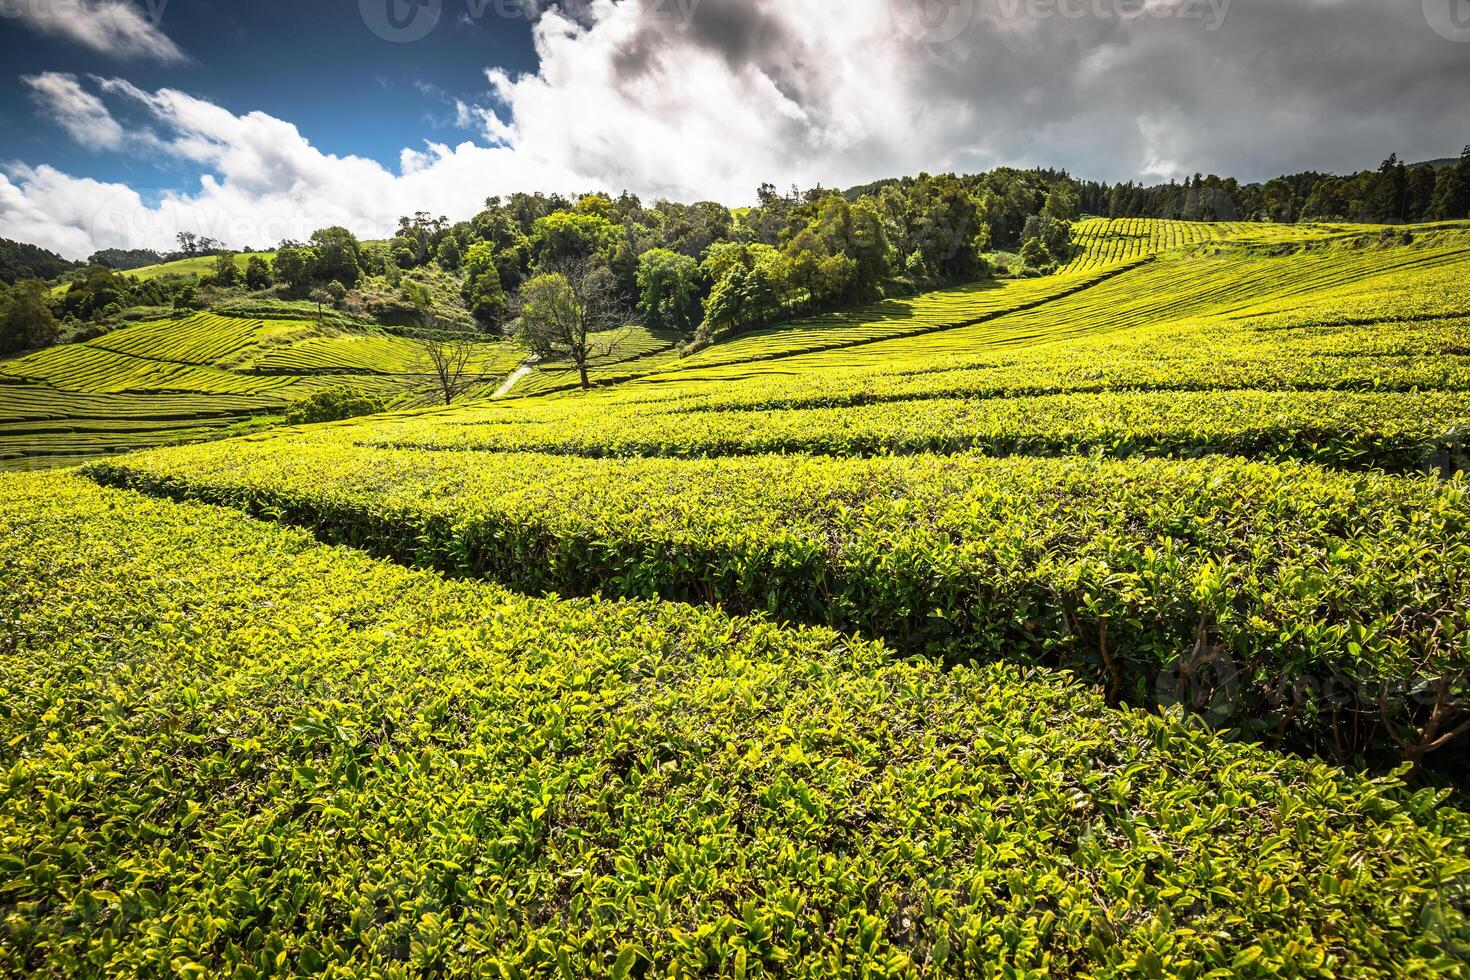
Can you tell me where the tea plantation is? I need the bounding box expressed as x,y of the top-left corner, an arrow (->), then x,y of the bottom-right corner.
4,220 -> 1470,976
0,312 -> 521,469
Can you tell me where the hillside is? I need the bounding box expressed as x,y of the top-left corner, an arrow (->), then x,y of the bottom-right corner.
121,250 -> 278,281
46,252 -> 279,298
0,237 -> 78,285
0,312 -> 521,468
5,218 -> 1470,974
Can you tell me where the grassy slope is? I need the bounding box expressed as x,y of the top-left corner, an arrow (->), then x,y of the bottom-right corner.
47,252 -> 279,298
124,251 -> 278,281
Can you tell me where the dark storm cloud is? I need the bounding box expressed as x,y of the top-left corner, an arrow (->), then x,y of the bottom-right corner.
586,0 -> 1470,184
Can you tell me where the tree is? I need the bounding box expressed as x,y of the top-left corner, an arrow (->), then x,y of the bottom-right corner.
273,246 -> 314,293
0,280 -> 60,354
1021,213 -> 1071,263
309,227 -> 362,287
529,211 -> 618,269
393,212 -> 450,268
1405,164 -> 1438,222
326,280 -> 348,308
907,173 -> 988,278
1368,154 -> 1408,223
636,248 -> 701,333
1019,237 -> 1055,270
436,236 -> 462,270
309,287 -> 332,321
213,252 -> 239,288
244,255 -> 272,290
461,242 -> 507,327
699,264 -> 750,340
514,257 -> 627,390
1042,183 -> 1080,223
418,333 -> 480,405
844,198 -> 891,295
57,267 -> 129,321
1430,146 -> 1470,221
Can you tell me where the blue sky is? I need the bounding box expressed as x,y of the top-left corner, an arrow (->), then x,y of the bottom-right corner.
4,0 -> 1469,258
1,0 -> 539,199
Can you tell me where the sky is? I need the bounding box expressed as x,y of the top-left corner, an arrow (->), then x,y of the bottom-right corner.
2,0 -> 1469,259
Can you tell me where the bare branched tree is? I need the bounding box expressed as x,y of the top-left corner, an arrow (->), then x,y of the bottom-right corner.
417,333 -> 480,405
512,255 -> 629,390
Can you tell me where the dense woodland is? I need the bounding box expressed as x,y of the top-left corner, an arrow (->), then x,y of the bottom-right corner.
3,147 -> 1468,372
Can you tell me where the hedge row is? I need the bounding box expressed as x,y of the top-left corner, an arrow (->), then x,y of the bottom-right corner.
86,445 -> 1470,767
361,388 -> 1470,472
635,319 -> 1470,416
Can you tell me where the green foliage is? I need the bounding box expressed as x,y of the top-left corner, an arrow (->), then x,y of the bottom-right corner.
283,385 -> 386,425
0,237 -> 78,285
90,439 -> 1470,766
271,246 -> 314,293
0,310 -> 520,468
81,231 -> 1470,764
1019,236 -> 1055,270
87,247 -> 164,272
530,210 -> 618,267
309,227 -> 363,287
4,472 -> 1469,976
244,254 -> 272,290
1432,147 -> 1470,221
7,209 -> 1470,976
461,241 -> 506,326
58,267 -> 130,321
0,280 -> 60,355
213,251 -> 240,288
172,285 -> 200,311
635,248 -> 701,333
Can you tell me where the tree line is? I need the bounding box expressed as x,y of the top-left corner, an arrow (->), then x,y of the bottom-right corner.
1076,147 -> 1470,225
4,148 -> 1468,370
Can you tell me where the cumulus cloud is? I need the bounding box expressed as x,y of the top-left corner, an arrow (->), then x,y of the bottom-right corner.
2,0 -> 186,62
1,75 -> 593,257
22,71 -> 126,149
5,0 -> 1468,258
471,0 -> 1470,197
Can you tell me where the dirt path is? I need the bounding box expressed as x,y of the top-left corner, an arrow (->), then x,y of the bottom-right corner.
493,358 -> 537,397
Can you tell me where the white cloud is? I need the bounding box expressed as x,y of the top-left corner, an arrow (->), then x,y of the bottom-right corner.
3,0 -> 186,62
22,72 -> 127,149
1,76 -> 594,258
4,0 -> 1468,258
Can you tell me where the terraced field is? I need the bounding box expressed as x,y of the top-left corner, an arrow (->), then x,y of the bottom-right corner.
5,219 -> 1470,975
0,312 -> 520,468
1058,217 -> 1367,273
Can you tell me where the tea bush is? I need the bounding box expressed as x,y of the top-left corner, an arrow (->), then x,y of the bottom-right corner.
87,445 -> 1470,765
2,473 -> 1469,976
